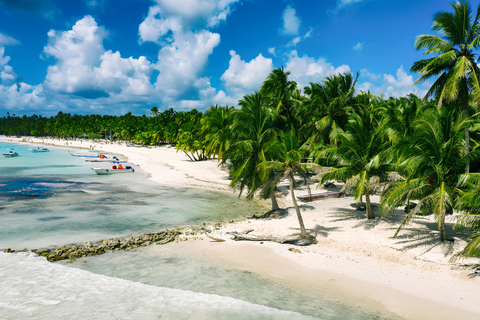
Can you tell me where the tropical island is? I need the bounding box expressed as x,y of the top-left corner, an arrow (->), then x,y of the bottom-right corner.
2,1 -> 480,319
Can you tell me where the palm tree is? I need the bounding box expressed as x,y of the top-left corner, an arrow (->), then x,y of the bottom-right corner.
150,106 -> 159,118
224,92 -> 278,210
260,130 -> 317,242
381,108 -> 479,241
260,67 -> 300,134
317,98 -> 390,219
201,105 -> 234,162
410,0 -> 480,171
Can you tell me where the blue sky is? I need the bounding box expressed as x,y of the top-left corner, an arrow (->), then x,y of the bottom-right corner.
0,0 -> 470,116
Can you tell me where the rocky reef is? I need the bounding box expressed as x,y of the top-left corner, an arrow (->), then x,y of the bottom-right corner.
3,223 -> 222,262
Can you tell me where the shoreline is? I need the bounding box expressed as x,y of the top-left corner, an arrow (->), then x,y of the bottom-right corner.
2,135 -> 480,319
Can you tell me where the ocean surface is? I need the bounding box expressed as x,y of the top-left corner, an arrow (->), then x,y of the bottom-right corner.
0,141 -> 399,319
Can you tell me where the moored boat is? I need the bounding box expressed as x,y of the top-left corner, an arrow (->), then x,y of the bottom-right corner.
3,151 -> 19,157
70,151 -> 114,160
32,147 -> 49,152
92,162 -> 134,175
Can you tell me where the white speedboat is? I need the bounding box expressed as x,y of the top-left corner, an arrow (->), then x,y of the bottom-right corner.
92,164 -> 134,175
32,147 -> 49,152
3,151 -> 19,157
70,151 -> 114,160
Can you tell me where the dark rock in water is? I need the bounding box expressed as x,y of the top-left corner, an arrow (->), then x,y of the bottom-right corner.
37,216 -> 67,222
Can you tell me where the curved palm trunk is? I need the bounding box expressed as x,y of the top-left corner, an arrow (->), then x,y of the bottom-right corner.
289,174 -> 307,236
365,193 -> 375,219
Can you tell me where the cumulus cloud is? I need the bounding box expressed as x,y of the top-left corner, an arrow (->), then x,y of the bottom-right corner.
352,42 -> 364,52
357,66 -> 428,98
221,50 -> 273,97
153,30 -> 220,100
0,47 -> 17,84
138,6 -> 182,44
360,68 -> 380,81
281,5 -> 300,35
138,0 -> 244,109
285,50 -> 351,90
151,0 -> 240,28
43,16 -> 154,100
0,82 -> 45,111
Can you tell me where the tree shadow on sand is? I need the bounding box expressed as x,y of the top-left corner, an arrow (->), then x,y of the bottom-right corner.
282,224 -> 340,239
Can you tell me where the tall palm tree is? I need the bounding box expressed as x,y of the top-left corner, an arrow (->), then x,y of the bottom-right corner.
317,98 -> 390,219
261,130 -> 317,242
410,0 -> 480,170
224,92 -> 278,210
150,106 -> 159,118
260,67 -> 300,134
381,108 -> 479,241
303,72 -> 358,146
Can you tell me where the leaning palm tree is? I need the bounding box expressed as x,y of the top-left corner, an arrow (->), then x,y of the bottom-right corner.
317,98 -> 390,220
411,0 -> 480,169
260,130 -> 317,242
381,108 -> 479,241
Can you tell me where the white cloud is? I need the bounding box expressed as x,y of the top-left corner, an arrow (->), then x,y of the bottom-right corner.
152,0 -> 240,28
285,50 -> 351,90
281,5 -> 300,35
352,42 -> 364,52
0,82 -> 45,111
154,30 -> 220,100
43,16 -> 154,100
138,6 -> 182,44
357,66 -> 428,98
268,47 -> 276,56
0,47 -> 17,84
220,50 -> 273,97
360,68 -> 380,81
286,28 -> 312,47
0,32 -> 20,46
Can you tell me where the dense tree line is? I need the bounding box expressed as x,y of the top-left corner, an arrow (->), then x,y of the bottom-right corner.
2,1 -> 480,256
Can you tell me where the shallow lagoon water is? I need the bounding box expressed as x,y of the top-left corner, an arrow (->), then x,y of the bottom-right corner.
0,141 -> 260,250
0,141 -> 398,319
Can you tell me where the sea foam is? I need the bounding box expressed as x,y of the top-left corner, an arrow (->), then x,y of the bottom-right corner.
0,252 -> 314,320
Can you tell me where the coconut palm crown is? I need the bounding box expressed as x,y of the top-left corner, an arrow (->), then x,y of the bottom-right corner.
411,0 -> 480,106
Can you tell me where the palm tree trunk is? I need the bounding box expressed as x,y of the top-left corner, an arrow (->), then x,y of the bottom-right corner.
365,193 -> 375,219
289,174 -> 307,236
439,205 -> 448,241
270,191 -> 279,211
465,108 -> 470,173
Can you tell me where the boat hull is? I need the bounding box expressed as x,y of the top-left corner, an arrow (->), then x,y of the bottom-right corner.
3,153 -> 19,157
92,168 -> 134,175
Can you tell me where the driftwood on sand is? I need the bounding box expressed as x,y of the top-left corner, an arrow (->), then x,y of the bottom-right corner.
205,233 -> 226,242
226,231 -> 317,246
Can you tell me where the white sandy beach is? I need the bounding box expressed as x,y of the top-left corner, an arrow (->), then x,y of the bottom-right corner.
3,135 -> 480,320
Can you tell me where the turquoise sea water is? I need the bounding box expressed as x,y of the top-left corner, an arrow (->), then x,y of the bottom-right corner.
0,140 -> 399,319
